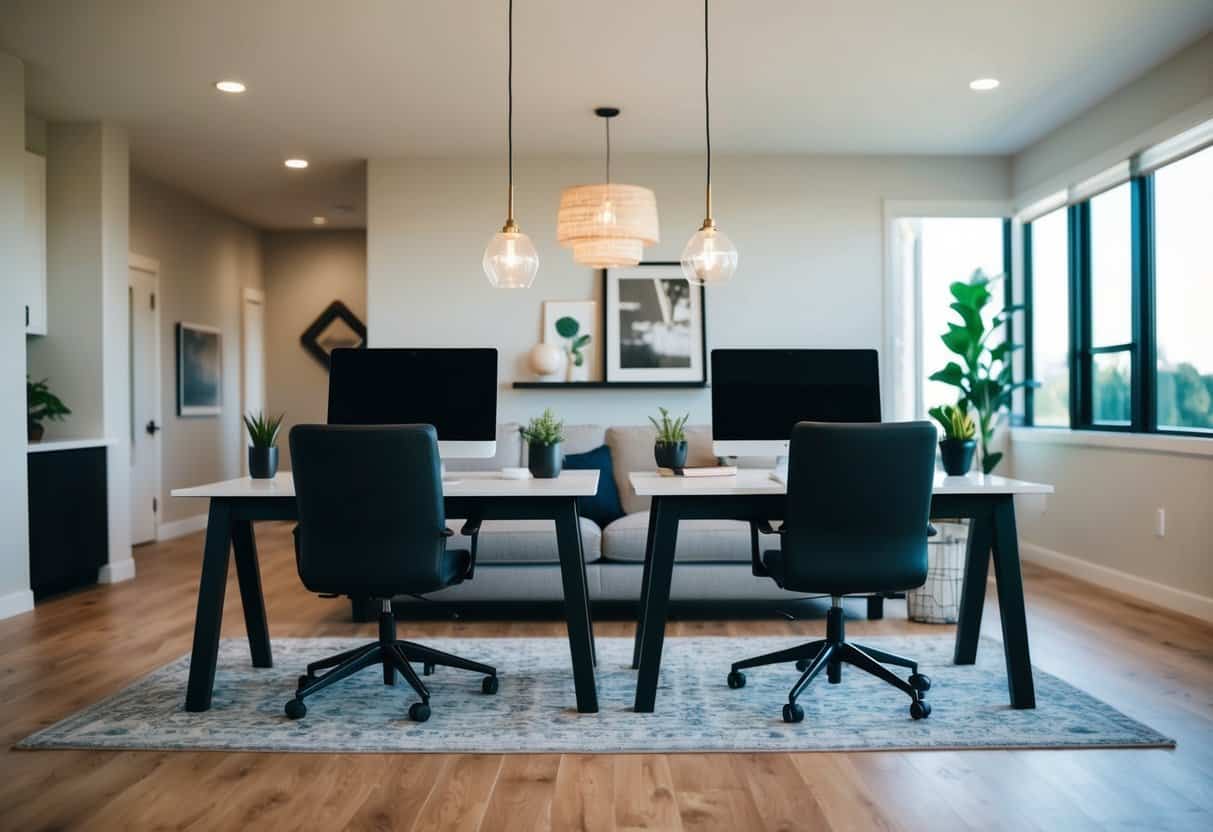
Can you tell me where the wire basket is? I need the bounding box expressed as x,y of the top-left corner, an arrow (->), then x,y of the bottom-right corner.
907,522 -> 967,624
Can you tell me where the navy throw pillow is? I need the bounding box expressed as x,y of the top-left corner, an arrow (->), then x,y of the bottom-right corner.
562,444 -> 625,527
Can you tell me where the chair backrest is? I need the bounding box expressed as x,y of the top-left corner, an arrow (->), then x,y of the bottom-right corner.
781,421 -> 936,593
289,424 -> 448,597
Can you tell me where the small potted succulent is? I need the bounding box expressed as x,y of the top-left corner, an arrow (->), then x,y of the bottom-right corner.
521,408 -> 565,479
929,403 -> 977,476
650,406 -> 690,470
244,410 -> 284,479
27,376 -> 71,442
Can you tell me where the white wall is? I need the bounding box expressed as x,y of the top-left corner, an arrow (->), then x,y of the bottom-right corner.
0,52 -> 32,619
368,153 -> 1010,426
1009,33 -> 1213,616
129,174 -> 265,527
263,230 -> 366,470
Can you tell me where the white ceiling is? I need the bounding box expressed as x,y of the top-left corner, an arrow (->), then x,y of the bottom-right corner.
2,0 -> 1210,229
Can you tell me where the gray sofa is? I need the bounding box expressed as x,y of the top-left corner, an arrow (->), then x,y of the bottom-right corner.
415,422 -> 791,603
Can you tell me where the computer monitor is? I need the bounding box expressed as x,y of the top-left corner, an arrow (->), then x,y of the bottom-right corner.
327,348 -> 498,459
711,348 -> 881,457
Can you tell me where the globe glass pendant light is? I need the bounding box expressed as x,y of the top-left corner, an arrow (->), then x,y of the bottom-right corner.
556,108 -> 660,268
681,0 -> 738,285
483,0 -> 539,288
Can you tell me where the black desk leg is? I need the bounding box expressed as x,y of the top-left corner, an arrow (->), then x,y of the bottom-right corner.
631,504 -> 659,669
230,517 -> 272,668
185,499 -> 233,712
634,497 -> 679,712
554,498 -> 598,713
953,511 -> 994,665
991,497 -> 1036,709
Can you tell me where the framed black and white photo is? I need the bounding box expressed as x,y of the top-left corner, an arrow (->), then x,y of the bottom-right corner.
176,322 -> 222,416
603,262 -> 706,384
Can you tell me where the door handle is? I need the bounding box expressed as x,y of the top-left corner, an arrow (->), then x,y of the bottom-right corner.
145,420 -> 161,435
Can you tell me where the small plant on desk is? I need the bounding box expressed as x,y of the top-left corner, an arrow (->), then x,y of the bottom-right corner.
521,408 -> 566,478
929,403 -> 977,476
650,406 -> 689,470
244,410 -> 284,479
27,376 -> 71,442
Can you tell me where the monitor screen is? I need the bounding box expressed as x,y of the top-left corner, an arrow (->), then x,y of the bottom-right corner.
327,348 -> 497,441
711,349 -> 881,441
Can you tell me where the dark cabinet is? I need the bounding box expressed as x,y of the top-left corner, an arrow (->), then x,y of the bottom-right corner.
28,447 -> 109,600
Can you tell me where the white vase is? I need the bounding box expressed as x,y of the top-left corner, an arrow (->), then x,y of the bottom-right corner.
528,343 -> 566,380
566,355 -> 589,382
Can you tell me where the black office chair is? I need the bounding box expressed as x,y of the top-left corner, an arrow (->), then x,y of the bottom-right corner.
285,424 -> 497,723
728,421 -> 937,723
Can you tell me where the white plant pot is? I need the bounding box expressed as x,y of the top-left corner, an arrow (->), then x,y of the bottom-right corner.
566,356 -> 589,382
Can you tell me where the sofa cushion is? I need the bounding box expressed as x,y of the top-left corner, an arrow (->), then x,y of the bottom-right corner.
605,425 -> 717,515
443,423 -> 522,472
446,518 -> 601,564
562,444 -> 625,527
601,511 -> 777,563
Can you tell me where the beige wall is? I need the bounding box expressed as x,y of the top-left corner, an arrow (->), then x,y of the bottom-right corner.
368,153 -> 1011,426
1009,34 -> 1213,614
263,230 -> 367,469
129,174 -> 264,525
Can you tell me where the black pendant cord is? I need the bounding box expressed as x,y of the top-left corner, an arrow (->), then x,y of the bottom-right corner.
704,0 -> 711,198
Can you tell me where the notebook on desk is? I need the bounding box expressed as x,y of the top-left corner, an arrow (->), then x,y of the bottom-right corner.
656,465 -> 739,478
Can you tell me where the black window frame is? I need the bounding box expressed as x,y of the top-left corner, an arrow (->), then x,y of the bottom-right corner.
1022,165 -> 1209,438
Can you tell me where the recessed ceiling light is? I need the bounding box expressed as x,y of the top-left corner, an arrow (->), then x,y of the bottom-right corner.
215,80 -> 246,94
311,216 -> 327,226
284,158 -> 309,169
969,78 -> 1000,92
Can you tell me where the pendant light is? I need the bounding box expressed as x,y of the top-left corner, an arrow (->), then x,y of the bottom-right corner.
681,0 -> 738,285
556,107 -> 660,268
483,0 -> 539,289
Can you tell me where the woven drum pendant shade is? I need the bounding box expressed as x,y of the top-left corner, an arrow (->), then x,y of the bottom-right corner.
557,183 -> 659,268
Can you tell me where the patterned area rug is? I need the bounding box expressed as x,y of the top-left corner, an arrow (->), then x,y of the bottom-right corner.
18,636 -> 1172,753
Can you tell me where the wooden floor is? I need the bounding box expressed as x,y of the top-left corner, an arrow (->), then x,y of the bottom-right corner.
0,522 -> 1210,831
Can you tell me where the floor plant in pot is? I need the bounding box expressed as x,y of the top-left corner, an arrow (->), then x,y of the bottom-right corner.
650,406 -> 689,470
929,404 -> 977,475
521,408 -> 565,479
244,411 -> 284,479
27,376 -> 71,441
928,269 -> 1036,474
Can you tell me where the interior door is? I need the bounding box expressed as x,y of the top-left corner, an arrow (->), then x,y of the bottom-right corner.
241,289 -> 267,474
129,264 -> 161,544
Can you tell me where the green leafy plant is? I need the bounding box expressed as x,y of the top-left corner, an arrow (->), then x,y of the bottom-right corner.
520,408 -> 565,447
27,376 -> 71,432
555,316 -> 592,368
649,407 -> 689,445
928,269 -> 1036,473
928,404 -> 977,441
243,411 -> 284,448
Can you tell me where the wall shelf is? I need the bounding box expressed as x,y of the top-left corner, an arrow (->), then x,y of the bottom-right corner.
512,381 -> 707,390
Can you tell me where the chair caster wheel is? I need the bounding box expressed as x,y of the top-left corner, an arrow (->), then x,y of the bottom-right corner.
782,703 -> 804,723
909,673 -> 931,693
482,675 -> 499,695
285,698 -> 307,720
297,674 -> 311,691
408,702 -> 431,722
796,659 -> 810,671
423,663 -> 435,676
727,670 -> 746,689
910,700 -> 931,720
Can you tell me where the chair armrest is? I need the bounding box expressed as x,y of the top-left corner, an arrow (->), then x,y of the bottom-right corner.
459,516 -> 483,579
754,520 -> 784,537
748,521 -> 777,577
440,527 -> 455,537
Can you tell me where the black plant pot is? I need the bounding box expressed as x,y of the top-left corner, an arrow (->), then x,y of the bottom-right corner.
249,446 -> 279,479
654,441 -> 688,471
939,439 -> 976,476
528,442 -> 562,479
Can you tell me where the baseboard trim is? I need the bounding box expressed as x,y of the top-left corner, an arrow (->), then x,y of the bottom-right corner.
98,559 -> 137,584
157,513 -> 207,542
0,588 -> 35,620
1021,541 -> 1213,624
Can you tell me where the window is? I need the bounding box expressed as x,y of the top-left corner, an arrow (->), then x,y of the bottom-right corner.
1027,208 -> 1069,426
1154,145 -> 1213,432
1021,128 -> 1213,439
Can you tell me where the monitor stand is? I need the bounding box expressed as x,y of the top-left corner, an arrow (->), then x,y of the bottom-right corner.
769,455 -> 788,485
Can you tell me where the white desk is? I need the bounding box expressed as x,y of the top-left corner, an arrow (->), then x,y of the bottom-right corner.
172,469 -> 601,713
627,469 -> 1054,712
